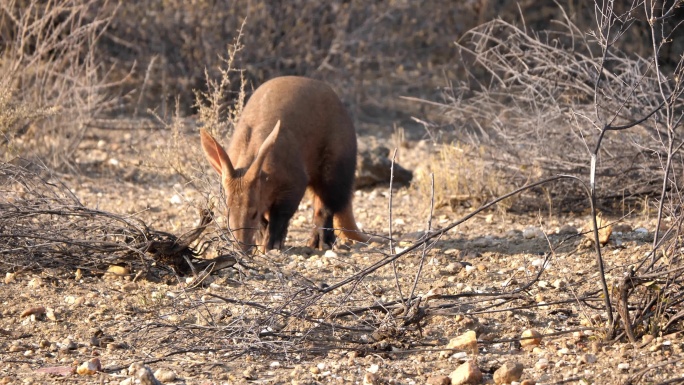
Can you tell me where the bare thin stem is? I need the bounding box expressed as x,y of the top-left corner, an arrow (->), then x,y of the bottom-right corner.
408,173 -> 435,303
387,148 -> 405,306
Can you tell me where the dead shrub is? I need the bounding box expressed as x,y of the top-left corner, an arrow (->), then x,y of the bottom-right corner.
433,1 -> 684,343
439,13 -> 674,207
0,0 -> 122,167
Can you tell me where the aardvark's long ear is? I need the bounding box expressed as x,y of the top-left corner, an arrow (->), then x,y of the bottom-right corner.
200,129 -> 236,182
247,120 -> 281,179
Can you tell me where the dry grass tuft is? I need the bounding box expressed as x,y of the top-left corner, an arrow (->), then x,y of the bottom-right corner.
148,26 -> 251,255
413,143 -> 519,215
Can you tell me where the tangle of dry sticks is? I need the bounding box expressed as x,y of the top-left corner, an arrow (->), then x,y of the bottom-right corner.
0,160 -> 233,276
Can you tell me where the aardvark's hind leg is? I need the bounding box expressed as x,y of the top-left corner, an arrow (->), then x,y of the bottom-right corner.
308,195 -> 335,249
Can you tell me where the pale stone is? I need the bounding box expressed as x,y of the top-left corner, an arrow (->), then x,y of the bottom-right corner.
520,329 -> 542,348
441,330 -> 478,358
449,360 -> 483,385
649,343 -> 663,352
135,366 -> 162,385
76,358 -> 101,375
153,368 -> 176,383
522,227 -> 543,239
493,361 -> 524,384
106,265 -> 130,277
534,359 -> 549,370
579,353 -> 597,364
5,272 -> 16,284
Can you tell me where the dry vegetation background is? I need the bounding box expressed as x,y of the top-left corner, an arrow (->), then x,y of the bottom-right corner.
2,0 -> 684,384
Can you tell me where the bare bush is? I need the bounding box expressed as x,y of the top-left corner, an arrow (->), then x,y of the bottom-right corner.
437,7 -> 682,207
0,0 -> 122,167
438,1 -> 684,342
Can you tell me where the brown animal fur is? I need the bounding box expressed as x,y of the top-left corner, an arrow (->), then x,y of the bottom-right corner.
200,76 -> 377,251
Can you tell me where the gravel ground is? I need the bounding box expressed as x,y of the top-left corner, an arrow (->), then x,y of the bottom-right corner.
1,125 -> 683,385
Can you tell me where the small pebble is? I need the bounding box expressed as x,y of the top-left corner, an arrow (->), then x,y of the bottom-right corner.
535,359 -> 549,370
522,227 -> 543,239
449,360 -> 483,385
493,361 -> 524,384
153,368 -> 177,382
76,358 -> 101,375
579,353 -> 597,364
441,330 -> 478,358
521,329 -> 542,348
